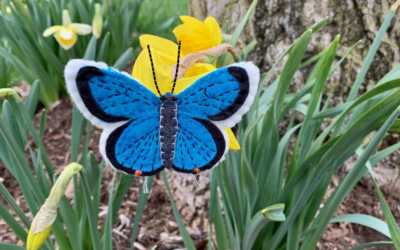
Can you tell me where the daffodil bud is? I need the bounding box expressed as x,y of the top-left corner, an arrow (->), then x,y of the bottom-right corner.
262,204 -> 286,222
92,3 -> 103,39
27,163 -> 83,250
62,9 -> 71,26
0,88 -> 21,102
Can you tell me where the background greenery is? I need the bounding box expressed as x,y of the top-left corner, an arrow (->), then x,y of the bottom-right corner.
1,0 -> 400,250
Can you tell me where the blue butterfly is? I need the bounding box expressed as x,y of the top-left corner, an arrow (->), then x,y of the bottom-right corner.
64,48 -> 259,176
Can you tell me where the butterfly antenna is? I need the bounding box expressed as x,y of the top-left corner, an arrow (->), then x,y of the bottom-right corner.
171,41 -> 181,94
147,45 -> 163,97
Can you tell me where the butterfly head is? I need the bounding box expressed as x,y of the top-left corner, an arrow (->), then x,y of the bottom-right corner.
161,92 -> 177,102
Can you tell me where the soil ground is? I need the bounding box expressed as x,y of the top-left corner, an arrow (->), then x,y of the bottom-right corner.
0,93 -> 400,249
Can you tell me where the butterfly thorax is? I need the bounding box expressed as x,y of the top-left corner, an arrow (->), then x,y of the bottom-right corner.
159,93 -> 178,169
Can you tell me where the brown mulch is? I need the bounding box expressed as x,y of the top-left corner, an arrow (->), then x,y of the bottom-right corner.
0,91 -> 400,249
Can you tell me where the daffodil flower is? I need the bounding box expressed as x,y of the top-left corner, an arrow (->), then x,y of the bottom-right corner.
27,163 -> 83,250
173,16 -> 222,56
92,3 -> 103,39
43,10 -> 92,50
132,35 -> 240,150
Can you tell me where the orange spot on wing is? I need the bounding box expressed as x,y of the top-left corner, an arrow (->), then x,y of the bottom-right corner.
134,170 -> 142,176
194,168 -> 200,174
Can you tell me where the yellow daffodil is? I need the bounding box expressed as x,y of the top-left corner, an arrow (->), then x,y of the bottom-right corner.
43,10 -> 92,50
27,163 -> 83,250
132,35 -> 240,150
173,16 -> 222,55
92,3 -> 103,39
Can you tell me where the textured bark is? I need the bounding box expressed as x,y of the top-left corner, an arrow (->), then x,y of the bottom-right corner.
189,0 -> 400,102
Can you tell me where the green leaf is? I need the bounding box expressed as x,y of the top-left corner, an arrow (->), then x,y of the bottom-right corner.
219,0 -> 257,66
330,214 -> 391,238
297,35 -> 340,163
229,0 -> 257,48
348,241 -> 394,250
241,113 -> 264,209
60,196 -> 82,250
80,172 -> 102,250
274,30 -> 312,116
84,36 -> 97,60
300,104 -> 400,250
0,202 -> 27,243
0,182 -> 30,229
161,171 -> 196,250
370,171 -> 400,248
0,243 -> 26,250
112,175 -> 134,224
24,80 -> 40,119
97,32 -> 111,61
209,172 -> 229,250
113,47 -> 133,71
102,172 -> 118,249
347,7 -> 396,102
129,176 -> 154,250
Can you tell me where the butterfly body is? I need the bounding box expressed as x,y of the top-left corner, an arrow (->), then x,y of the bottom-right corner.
65,59 -> 259,176
159,92 -> 178,169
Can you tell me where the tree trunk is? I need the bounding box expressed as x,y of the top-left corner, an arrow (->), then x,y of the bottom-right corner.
189,0 -> 400,101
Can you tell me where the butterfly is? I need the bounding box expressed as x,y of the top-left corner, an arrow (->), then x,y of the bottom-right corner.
64,45 -> 259,176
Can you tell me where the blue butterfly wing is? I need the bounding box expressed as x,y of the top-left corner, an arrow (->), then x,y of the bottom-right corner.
65,60 -> 161,127
172,115 -> 226,173
65,60 -> 163,176
176,62 -> 258,128
104,115 -> 164,176
173,63 -> 259,173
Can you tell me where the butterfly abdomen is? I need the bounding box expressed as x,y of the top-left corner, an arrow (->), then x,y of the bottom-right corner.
159,93 -> 178,169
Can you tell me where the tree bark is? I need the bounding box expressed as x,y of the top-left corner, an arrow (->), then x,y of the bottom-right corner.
189,0 -> 400,101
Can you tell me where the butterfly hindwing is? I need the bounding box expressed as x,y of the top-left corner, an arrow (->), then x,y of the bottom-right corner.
101,116 -> 164,176
65,59 -> 161,128
173,116 -> 227,173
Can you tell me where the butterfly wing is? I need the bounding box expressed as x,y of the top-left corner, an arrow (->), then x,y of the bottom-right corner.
176,62 -> 259,128
65,59 -> 163,176
64,59 -> 161,128
173,115 -> 227,173
174,62 -> 260,174
101,115 -> 164,176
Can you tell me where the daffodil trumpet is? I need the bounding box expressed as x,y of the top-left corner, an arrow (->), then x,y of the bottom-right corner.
169,43 -> 239,80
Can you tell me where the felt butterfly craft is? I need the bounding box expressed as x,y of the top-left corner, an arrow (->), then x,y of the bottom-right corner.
64,45 -> 260,176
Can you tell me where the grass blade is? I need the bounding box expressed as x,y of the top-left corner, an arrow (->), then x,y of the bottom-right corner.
330,214 -> 391,238
102,171 -> 118,249
129,176 -> 154,250
0,243 -> 26,250
80,172 -> 102,250
348,241 -> 394,250
370,171 -> 400,248
113,47 -> 133,71
161,171 -> 196,250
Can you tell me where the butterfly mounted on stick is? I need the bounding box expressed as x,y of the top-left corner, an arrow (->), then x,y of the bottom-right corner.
64,42 -> 259,176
